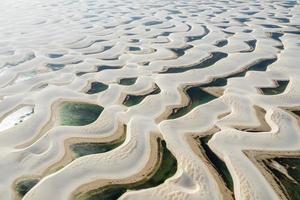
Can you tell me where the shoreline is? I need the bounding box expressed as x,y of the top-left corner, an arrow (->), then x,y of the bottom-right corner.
70,133 -> 163,200
12,122 -> 126,200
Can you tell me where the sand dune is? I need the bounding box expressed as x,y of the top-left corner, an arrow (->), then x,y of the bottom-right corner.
0,0 -> 300,199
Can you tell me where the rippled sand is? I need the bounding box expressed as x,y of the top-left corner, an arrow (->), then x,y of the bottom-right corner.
0,0 -> 300,200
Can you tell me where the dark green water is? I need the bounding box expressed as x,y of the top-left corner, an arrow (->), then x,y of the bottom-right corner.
168,87 -> 217,119
292,110 -> 300,117
186,25 -> 209,42
129,47 -> 141,51
134,140 -> 177,190
284,31 -> 300,35
71,141 -> 124,158
86,82 -> 108,94
239,58 -> 277,74
241,40 -> 257,53
59,102 -> 103,126
234,17 -> 250,23
48,53 -> 63,58
96,65 -> 122,72
261,24 -> 281,28
144,21 -> 162,26
260,80 -> 289,95
16,179 -> 39,197
169,45 -> 193,57
201,58 -> 277,88
267,32 -> 284,42
160,52 -> 228,74
77,140 -> 177,200
165,58 -> 277,119
201,78 -> 228,87
199,136 -> 233,192
123,86 -> 161,107
119,78 -> 137,86
71,126 -> 126,157
215,39 -> 228,47
264,157 -> 300,200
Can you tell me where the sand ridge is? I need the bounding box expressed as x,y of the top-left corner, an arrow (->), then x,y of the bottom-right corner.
0,0 -> 299,200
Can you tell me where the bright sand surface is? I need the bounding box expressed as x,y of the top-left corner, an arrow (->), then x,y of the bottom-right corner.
0,0 -> 299,200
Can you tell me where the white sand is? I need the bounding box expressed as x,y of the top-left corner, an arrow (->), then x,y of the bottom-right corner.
0,105 -> 34,132
0,0 -> 299,200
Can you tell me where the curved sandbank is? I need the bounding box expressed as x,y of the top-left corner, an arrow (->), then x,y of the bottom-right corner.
74,138 -> 177,200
